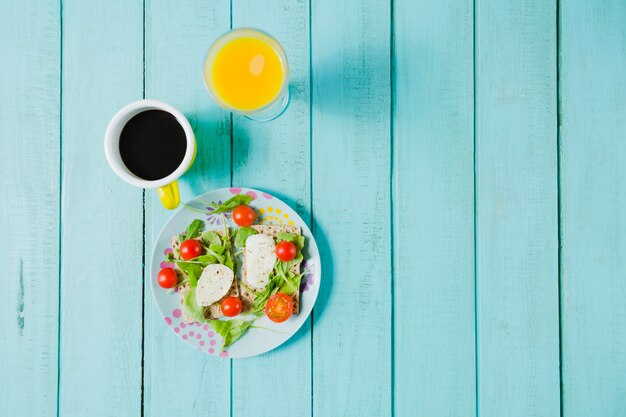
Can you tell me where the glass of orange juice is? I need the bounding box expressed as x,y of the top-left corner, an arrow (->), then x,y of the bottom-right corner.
204,28 -> 289,121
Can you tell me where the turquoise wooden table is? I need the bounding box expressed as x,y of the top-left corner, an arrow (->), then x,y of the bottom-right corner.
2,0 -> 626,416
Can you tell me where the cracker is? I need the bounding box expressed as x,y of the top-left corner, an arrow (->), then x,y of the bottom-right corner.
240,225 -> 302,314
173,230 -> 237,322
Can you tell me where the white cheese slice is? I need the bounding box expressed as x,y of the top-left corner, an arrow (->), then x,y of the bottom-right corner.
245,233 -> 277,290
196,264 -> 234,307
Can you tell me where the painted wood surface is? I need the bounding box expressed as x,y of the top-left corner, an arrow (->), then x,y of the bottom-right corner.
2,0 -> 626,416
393,0 -> 476,415
0,1 -> 60,416
143,1 -> 231,416
475,0 -> 560,416
230,1 -> 312,417
311,0 -> 392,415
560,1 -> 626,415
58,1 -> 144,416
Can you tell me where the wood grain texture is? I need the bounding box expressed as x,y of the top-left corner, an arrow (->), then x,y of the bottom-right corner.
230,1 -> 312,417
143,1 -> 231,416
7,1 -> 626,416
0,1 -> 60,416
311,0 -> 392,415
560,1 -> 626,415
58,0 -> 144,415
475,0 -> 560,415
393,0 -> 475,415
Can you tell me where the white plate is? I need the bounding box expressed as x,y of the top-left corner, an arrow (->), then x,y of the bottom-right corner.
150,187 -> 320,358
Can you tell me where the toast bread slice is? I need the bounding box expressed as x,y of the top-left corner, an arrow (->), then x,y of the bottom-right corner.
172,231 -> 238,322
240,224 -> 302,314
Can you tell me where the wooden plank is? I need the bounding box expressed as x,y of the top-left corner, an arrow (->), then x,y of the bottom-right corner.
230,1 -> 311,417
560,1 -> 626,415
0,1 -> 60,415
142,1 -> 231,416
475,0 -> 560,416
311,0 -> 391,415
393,0 -> 475,415
58,1 -> 144,415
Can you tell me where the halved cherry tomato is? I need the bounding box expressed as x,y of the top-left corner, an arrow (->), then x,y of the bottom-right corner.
275,241 -> 297,262
157,268 -> 178,289
221,296 -> 243,317
233,205 -> 255,227
180,239 -> 202,260
264,293 -> 293,323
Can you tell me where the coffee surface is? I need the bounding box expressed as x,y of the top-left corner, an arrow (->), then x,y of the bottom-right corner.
119,110 -> 187,181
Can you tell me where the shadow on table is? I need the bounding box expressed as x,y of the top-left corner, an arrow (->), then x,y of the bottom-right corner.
308,219 -> 333,323
290,45 -> 400,119
181,109 -> 234,198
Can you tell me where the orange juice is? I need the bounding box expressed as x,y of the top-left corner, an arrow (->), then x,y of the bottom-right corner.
205,29 -> 289,115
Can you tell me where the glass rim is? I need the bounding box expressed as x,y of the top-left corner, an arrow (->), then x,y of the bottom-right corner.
203,27 -> 290,114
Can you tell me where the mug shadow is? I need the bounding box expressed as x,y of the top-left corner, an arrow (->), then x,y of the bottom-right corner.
181,108 -> 234,197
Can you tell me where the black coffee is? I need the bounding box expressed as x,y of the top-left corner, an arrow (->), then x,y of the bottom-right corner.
119,110 -> 187,181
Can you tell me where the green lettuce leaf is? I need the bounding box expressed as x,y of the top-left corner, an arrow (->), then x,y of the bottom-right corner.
185,219 -> 204,240
275,261 -> 303,296
201,230 -> 222,247
211,194 -> 254,214
234,227 -> 258,248
207,249 -> 226,263
210,318 -> 255,348
275,232 -> 305,269
251,273 -> 283,314
276,232 -> 304,250
224,250 -> 234,270
182,287 -> 206,323
192,254 -> 218,264
176,262 -> 203,287
279,278 -> 299,296
278,273 -> 303,296
209,243 -> 226,255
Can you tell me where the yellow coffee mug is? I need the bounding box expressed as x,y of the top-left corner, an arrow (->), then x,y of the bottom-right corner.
104,99 -> 196,209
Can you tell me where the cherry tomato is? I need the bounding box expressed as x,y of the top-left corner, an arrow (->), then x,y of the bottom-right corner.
275,241 -> 297,262
179,239 -> 202,260
221,296 -> 243,317
264,293 -> 293,323
157,268 -> 178,289
233,205 -> 255,227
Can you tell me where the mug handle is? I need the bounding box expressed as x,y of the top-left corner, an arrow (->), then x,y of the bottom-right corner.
158,180 -> 180,209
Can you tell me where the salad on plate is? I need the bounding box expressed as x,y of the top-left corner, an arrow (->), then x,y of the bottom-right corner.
155,193 -> 307,351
